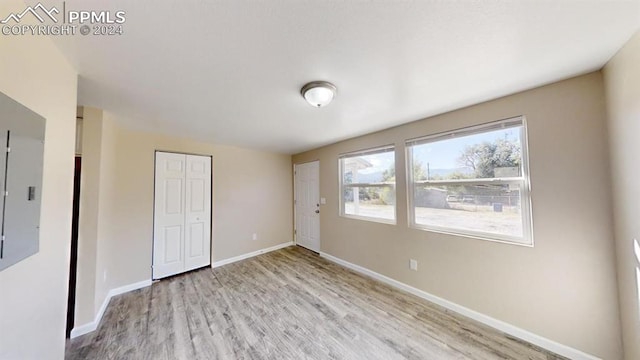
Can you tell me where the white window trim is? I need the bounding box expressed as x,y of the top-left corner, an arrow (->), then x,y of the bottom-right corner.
406,116 -> 534,246
339,145 -> 397,225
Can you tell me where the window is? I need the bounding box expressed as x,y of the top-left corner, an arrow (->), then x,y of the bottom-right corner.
339,146 -> 396,223
406,117 -> 533,245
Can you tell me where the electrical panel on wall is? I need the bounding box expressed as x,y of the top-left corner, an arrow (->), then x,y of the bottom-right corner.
0,91 -> 45,271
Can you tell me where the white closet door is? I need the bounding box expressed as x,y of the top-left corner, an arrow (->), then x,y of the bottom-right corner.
184,155 -> 212,271
153,152 -> 212,279
153,152 -> 187,279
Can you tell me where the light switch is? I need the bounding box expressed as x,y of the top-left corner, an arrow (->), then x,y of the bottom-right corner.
320,197 -> 326,205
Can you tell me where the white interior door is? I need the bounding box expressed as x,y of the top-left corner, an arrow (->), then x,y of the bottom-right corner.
153,152 -> 211,279
295,161 -> 320,252
184,155 -> 212,272
153,152 -> 186,279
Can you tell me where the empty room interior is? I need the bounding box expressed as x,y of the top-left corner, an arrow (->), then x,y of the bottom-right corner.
1,0 -> 640,359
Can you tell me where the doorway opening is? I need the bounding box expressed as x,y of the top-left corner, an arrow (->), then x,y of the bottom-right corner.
65,156 -> 81,338
66,112 -> 83,338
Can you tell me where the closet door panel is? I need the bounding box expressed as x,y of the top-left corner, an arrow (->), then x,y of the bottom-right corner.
152,152 -> 187,279
184,154 -> 211,271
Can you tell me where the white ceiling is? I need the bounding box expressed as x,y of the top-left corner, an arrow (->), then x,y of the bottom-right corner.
49,0 -> 639,154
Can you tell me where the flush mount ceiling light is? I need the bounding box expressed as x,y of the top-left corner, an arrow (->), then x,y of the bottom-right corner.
301,81 -> 337,107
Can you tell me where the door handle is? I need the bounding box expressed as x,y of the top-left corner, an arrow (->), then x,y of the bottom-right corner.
315,210 -> 320,214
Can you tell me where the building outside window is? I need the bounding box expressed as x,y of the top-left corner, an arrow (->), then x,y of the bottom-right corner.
339,146 -> 396,224
406,117 -> 533,245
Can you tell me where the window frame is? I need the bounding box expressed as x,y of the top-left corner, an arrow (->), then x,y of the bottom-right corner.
405,116 -> 534,246
338,145 -> 397,225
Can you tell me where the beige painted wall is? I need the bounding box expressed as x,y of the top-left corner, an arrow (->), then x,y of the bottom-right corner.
293,72 -> 622,359
105,124 -> 293,288
0,1 -> 78,358
73,120 -> 293,326
604,30 -> 640,360
93,111 -> 119,316
74,107 -> 103,325
74,107 -> 122,327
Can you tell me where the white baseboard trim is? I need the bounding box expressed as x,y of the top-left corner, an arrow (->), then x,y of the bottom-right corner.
212,241 -> 294,268
319,252 -> 600,360
70,242 -> 294,339
70,279 -> 152,339
68,320 -> 96,339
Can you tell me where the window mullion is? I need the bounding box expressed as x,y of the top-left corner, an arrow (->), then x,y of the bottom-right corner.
344,183 -> 394,188
415,179 -> 524,187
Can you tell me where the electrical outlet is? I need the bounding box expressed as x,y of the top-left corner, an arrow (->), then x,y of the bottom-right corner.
252,233 -> 258,241
410,259 -> 418,271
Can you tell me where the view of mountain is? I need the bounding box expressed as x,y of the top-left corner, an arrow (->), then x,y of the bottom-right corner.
353,166 -> 473,183
425,167 -> 473,178
355,171 -> 384,183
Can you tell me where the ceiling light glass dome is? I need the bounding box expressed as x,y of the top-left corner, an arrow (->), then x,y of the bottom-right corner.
301,81 -> 336,107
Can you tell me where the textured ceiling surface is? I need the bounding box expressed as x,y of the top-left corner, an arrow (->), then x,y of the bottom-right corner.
46,0 -> 640,153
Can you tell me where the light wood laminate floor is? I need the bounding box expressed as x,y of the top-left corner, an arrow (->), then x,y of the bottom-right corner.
66,246 -> 566,360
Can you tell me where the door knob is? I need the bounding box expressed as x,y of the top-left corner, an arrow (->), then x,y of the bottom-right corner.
315,210 -> 320,214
